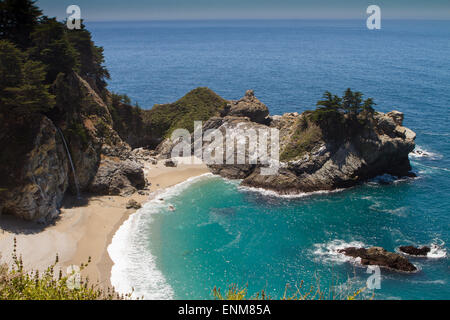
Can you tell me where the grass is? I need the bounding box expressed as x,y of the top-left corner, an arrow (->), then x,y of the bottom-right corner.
280,116 -> 323,161
143,87 -> 228,139
213,280 -> 370,301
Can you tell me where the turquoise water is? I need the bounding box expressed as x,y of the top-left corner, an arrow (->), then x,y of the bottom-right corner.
98,20 -> 450,299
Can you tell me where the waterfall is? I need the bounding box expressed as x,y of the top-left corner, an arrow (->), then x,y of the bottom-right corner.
57,128 -> 81,199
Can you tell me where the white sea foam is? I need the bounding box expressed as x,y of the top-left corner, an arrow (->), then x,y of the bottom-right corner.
412,162 -> 450,174
427,242 -> 447,259
395,240 -> 447,259
409,146 -> 442,160
108,173 -> 214,299
237,185 -> 345,199
312,240 -> 367,265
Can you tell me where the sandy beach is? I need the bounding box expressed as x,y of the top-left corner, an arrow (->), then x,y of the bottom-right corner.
0,159 -> 209,291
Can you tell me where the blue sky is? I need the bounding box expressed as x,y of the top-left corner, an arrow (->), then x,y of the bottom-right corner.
36,0 -> 450,21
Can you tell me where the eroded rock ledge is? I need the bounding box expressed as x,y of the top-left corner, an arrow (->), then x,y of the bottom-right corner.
338,247 -> 417,272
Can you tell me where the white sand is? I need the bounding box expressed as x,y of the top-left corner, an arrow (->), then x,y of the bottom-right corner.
0,158 -> 209,290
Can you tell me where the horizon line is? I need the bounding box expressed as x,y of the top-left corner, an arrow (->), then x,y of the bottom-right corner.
82,17 -> 450,23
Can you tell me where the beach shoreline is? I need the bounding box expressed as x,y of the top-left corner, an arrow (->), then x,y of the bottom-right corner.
0,159 -> 209,291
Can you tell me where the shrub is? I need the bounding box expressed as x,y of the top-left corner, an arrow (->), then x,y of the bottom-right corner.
0,238 -> 130,300
213,280 -> 369,301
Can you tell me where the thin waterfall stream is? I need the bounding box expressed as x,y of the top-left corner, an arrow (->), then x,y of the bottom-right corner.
57,128 -> 81,199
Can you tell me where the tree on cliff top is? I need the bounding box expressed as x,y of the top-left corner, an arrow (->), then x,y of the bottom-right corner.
0,40 -> 55,114
0,0 -> 42,48
316,88 -> 375,115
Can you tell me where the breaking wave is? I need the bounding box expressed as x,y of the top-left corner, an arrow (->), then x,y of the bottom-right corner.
108,173 -> 213,299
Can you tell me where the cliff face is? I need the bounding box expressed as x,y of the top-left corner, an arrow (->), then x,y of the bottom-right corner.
0,72 -> 146,222
0,114 -> 69,222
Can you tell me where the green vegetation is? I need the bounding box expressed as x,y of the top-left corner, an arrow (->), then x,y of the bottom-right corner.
0,239 -> 129,300
311,88 -> 375,123
281,89 -> 377,161
0,0 -> 110,117
0,0 -> 42,49
213,282 -> 369,300
280,116 -> 323,161
0,40 -> 55,114
144,87 -> 228,138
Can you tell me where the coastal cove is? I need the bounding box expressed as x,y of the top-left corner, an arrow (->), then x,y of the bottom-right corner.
108,169 -> 448,300
0,159 -> 209,289
0,14 -> 449,301
91,19 -> 449,300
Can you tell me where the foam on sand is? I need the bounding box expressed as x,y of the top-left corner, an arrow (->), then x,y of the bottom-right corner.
108,173 -> 213,299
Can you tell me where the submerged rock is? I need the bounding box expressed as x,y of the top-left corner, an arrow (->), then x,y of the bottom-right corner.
399,245 -> 431,256
338,247 -> 417,272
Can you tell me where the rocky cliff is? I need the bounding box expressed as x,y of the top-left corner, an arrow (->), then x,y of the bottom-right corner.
240,108 -> 416,194
0,72 -> 147,222
0,114 -> 69,221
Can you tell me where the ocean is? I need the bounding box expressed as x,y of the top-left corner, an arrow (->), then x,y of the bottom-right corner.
88,19 -> 450,300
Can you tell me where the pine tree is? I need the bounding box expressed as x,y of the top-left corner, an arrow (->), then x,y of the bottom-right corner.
28,17 -> 79,84
0,40 -> 55,114
317,91 -> 342,110
0,0 -> 42,48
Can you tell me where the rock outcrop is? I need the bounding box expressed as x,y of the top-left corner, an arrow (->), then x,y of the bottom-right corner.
152,90 -> 416,195
399,246 -> 431,256
0,114 -> 69,222
126,199 -> 142,210
164,159 -> 177,167
222,90 -> 270,124
197,92 -> 416,194
89,158 -> 146,196
338,247 -> 417,272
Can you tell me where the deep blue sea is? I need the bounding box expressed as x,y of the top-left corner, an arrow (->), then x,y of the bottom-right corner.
93,20 -> 450,300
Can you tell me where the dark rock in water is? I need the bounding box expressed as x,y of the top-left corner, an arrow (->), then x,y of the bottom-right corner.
338,246 -> 417,272
399,245 -> 431,256
164,159 -> 177,167
126,199 -> 141,210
